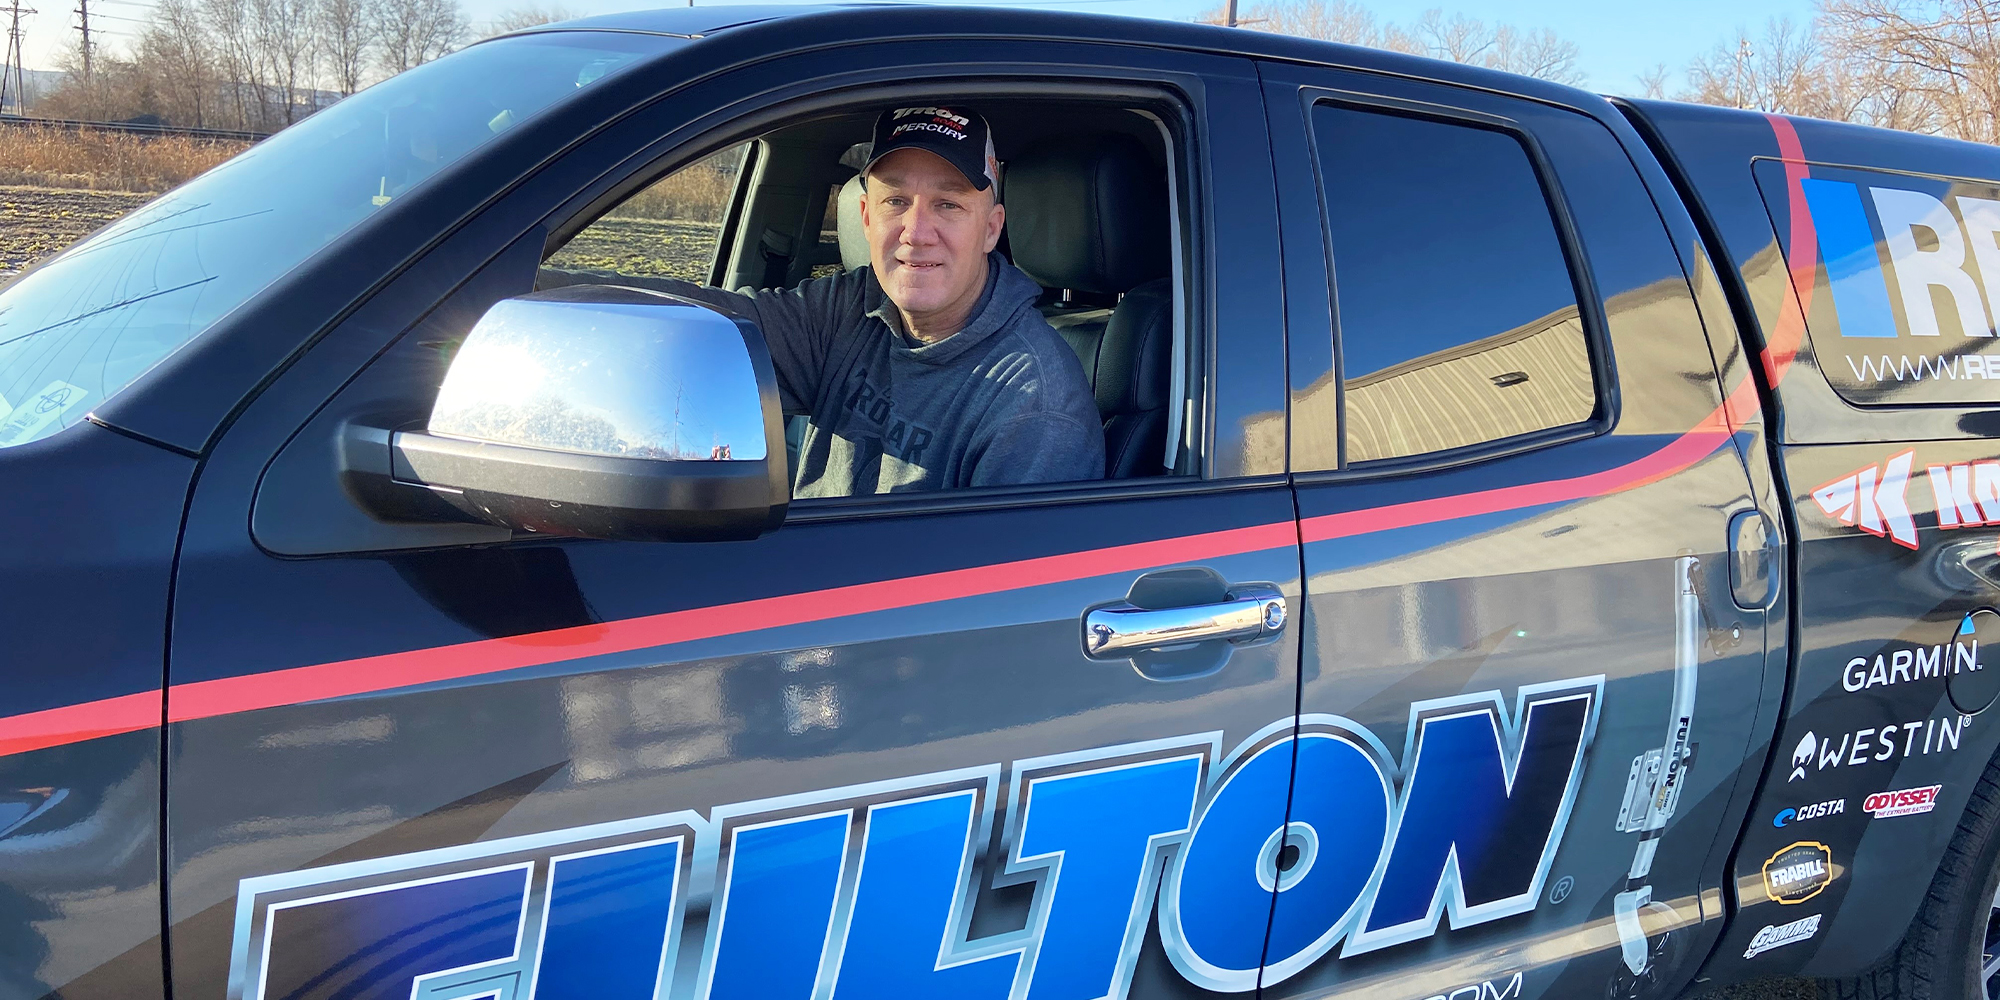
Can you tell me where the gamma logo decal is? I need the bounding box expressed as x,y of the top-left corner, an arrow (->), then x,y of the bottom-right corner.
1744,913 -> 1822,959
227,677 -> 1602,1000
1763,841 -> 1833,904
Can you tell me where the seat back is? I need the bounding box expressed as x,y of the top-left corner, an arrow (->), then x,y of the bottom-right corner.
1007,134 -> 1173,477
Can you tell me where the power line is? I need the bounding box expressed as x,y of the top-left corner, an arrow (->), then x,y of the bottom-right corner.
0,0 -> 35,114
75,0 -> 91,81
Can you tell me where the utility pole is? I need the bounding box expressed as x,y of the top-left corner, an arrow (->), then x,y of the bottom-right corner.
1223,0 -> 1236,26
0,0 -> 35,114
73,0 -> 90,83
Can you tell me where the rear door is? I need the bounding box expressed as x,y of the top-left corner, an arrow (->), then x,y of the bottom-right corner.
159,32 -> 1306,1000
1259,63 -> 1775,1000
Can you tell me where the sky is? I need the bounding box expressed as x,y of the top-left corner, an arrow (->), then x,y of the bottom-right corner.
14,0 -> 1818,95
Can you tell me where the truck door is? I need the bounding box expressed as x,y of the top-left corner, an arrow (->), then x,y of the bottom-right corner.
1258,63 -> 1775,1000
157,35 -> 1308,1000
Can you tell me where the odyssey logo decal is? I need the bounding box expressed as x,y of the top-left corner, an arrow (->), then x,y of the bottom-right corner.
1763,842 -> 1833,904
226,678 -> 1602,1000
1864,785 -> 1943,819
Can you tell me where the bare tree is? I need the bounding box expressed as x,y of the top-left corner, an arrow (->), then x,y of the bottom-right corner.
378,0 -> 467,75
1818,0 -> 2000,142
253,0 -> 320,124
1192,0 -> 1583,84
1486,24 -> 1584,84
316,0 -> 375,95
134,0 -> 214,125
485,3 -> 578,36
204,0 -> 261,129
1635,62 -> 1671,99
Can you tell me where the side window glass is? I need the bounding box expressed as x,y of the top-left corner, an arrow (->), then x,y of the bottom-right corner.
1313,103 -> 1595,465
545,144 -> 748,282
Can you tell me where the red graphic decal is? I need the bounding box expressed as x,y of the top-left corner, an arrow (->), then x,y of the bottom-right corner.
1811,450 -> 1918,549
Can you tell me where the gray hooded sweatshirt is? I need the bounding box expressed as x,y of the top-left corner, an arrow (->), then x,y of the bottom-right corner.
538,252 -> 1104,498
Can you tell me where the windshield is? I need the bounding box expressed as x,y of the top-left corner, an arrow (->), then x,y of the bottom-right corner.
0,30 -> 668,449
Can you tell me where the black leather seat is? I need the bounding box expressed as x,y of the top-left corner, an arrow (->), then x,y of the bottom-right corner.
1006,134 -> 1173,478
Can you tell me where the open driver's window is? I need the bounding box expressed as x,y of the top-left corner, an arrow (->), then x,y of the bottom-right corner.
538,100 -> 1194,493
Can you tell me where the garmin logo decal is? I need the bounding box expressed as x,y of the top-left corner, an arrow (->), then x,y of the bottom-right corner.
227,678 -> 1602,1000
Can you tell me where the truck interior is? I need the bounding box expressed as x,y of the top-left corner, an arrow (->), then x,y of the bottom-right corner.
540,97 -> 1195,486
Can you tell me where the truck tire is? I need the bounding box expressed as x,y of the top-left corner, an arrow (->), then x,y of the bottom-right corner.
1822,754 -> 2000,1000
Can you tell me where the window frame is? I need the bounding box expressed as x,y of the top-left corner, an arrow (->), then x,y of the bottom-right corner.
1303,90 -> 1618,479
534,78 -> 1226,519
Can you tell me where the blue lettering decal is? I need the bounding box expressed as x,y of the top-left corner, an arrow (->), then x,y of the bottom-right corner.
532,838 -> 684,1000
705,812 -> 850,1000
262,865 -> 530,1000
1260,723 -> 1393,982
233,676 -> 1607,1000
1351,683 -> 1598,953
1159,725 -> 1297,992
1009,753 -> 1204,1000
831,791 -> 1021,998
1800,178 -> 1900,338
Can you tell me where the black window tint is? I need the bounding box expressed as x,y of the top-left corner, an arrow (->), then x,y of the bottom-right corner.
1314,103 -> 1594,464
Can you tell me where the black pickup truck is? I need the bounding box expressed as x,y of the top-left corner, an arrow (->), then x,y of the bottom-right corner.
4,7 -> 2000,1000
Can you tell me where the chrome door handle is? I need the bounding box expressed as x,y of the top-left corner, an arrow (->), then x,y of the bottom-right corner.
1084,585 -> 1287,659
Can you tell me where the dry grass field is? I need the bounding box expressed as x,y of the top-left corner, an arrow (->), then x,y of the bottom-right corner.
0,124 -> 249,191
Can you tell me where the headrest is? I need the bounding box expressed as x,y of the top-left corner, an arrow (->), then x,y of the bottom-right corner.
836,173 -> 870,272
1096,278 -> 1174,414
1006,134 -> 1169,294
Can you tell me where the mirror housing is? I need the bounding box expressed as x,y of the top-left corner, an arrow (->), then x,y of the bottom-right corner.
345,285 -> 789,542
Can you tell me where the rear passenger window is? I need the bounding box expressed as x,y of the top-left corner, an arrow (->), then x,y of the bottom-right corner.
1313,103 -> 1595,464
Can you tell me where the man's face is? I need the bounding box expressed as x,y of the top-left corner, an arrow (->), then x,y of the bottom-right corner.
860,147 -> 1005,322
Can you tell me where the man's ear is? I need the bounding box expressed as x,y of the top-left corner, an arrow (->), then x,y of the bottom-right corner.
859,186 -> 872,229
984,202 -> 1005,253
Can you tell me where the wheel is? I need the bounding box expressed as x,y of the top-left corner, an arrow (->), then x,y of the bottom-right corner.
1822,751 -> 2000,1000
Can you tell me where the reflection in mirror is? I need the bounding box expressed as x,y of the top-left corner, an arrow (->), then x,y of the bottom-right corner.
429,286 -> 769,462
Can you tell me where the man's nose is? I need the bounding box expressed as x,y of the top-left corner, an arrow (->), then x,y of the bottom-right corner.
900,201 -> 941,245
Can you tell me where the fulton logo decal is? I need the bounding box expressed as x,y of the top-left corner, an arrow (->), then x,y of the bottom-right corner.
225,678 -> 1602,1000
1763,842 -> 1833,904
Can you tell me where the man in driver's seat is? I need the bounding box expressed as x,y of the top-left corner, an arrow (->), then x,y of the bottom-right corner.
541,104 -> 1104,498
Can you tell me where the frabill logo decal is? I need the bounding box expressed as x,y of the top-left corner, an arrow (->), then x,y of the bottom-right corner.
1764,841 -> 1833,904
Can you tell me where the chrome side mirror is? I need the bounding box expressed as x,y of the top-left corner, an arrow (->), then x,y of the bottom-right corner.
344,285 -> 788,542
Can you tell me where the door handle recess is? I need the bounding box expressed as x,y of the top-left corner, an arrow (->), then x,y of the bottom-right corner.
1084,585 -> 1288,659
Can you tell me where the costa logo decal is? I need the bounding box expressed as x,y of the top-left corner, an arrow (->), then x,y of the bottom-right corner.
1864,784 -> 1942,818
1763,842 -> 1833,904
226,678 -> 1601,1000
1744,913 -> 1822,958
1773,799 -> 1844,827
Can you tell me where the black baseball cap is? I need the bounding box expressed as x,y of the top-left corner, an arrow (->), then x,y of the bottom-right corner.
862,105 -> 999,192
